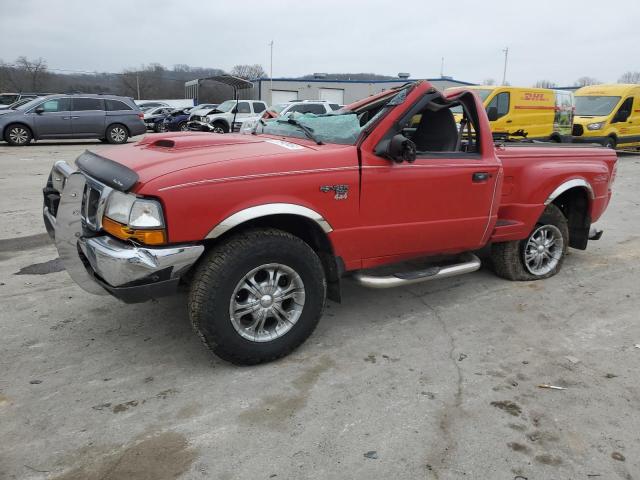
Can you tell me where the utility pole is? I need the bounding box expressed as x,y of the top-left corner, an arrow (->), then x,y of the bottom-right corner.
136,72 -> 141,100
440,57 -> 444,78
269,40 -> 274,91
502,47 -> 509,85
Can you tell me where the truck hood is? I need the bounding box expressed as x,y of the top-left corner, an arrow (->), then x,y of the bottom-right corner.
88,132 -> 316,189
574,115 -> 608,125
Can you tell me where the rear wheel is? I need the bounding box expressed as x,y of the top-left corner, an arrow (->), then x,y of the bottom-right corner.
188,229 -> 326,365
491,204 -> 569,281
5,124 -> 32,146
106,124 -> 129,144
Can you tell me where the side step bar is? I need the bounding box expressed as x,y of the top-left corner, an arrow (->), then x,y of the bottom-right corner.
352,253 -> 481,289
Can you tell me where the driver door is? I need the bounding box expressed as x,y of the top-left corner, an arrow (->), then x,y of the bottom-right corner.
358,103 -> 500,266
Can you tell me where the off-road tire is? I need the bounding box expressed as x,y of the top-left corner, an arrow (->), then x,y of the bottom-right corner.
188,228 -> 326,365
5,124 -> 32,146
105,124 -> 129,144
491,204 -> 569,281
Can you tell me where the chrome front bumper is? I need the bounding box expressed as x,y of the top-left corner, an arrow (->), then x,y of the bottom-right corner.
43,161 -> 204,303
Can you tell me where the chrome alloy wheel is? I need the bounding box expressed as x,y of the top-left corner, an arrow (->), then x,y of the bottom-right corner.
111,127 -> 127,142
212,125 -> 225,134
523,224 -> 564,276
9,127 -> 29,144
229,263 -> 305,342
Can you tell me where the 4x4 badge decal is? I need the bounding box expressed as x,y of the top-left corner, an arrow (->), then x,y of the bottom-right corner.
320,184 -> 349,200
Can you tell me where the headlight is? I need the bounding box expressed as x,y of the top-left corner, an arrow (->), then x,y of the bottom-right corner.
103,192 -> 166,245
104,190 -> 135,224
587,122 -> 605,130
129,199 -> 164,228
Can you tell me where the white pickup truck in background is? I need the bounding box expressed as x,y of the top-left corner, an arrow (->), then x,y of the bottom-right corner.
187,99 -> 268,133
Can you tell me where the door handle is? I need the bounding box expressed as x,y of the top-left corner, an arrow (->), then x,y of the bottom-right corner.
70,116 -> 80,119
472,172 -> 491,182
506,120 -> 513,123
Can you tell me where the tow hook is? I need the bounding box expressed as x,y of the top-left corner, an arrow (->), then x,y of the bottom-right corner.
589,227 -> 603,240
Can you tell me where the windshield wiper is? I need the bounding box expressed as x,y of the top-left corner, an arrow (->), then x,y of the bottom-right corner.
277,117 -> 323,145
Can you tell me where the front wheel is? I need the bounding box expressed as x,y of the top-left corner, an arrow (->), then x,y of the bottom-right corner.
188,229 -> 326,365
491,204 -> 569,281
106,124 -> 129,144
211,121 -> 228,134
604,137 -> 616,149
5,124 -> 32,146
179,122 -> 189,131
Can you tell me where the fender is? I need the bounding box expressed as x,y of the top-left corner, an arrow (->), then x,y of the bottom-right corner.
206,203 -> 333,239
543,178 -> 594,206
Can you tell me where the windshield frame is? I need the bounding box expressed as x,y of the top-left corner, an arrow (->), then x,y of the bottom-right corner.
575,95 -> 622,116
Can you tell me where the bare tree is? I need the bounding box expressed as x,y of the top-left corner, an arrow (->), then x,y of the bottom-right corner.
230,64 -> 266,79
482,78 -> 496,85
574,76 -> 600,87
534,80 -> 557,88
14,56 -> 49,91
618,71 -> 640,84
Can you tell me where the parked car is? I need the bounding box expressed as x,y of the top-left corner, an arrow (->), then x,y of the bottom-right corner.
43,80 -> 616,364
572,84 -> 640,149
0,92 -> 52,110
136,99 -> 194,110
143,106 -> 174,132
1,94 -> 146,146
161,108 -> 192,132
0,96 -> 43,115
188,99 -> 268,133
447,86 -> 575,142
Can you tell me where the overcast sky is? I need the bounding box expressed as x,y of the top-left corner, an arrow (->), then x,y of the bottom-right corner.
1,0 -> 638,86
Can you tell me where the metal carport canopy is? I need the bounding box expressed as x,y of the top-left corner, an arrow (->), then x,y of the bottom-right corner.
185,74 -> 253,101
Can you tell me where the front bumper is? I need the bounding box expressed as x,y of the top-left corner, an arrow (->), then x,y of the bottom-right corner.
187,120 -> 214,132
43,161 -> 204,303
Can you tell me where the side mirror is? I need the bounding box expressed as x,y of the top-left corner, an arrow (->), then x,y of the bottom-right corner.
35,106 -> 45,114
486,106 -> 498,122
386,134 -> 417,163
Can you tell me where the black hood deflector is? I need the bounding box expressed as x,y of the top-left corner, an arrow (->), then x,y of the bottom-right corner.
75,150 -> 139,192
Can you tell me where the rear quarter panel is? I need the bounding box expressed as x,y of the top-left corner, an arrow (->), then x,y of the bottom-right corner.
491,145 -> 616,242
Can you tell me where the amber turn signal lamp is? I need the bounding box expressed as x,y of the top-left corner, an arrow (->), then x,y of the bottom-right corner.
102,216 -> 167,246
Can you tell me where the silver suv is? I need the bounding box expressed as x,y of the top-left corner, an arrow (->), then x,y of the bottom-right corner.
0,94 -> 146,146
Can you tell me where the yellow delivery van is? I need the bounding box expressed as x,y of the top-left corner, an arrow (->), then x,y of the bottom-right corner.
448,86 -> 574,142
572,84 -> 640,149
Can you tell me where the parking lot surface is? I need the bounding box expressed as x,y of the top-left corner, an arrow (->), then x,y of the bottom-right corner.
1,139 -> 639,480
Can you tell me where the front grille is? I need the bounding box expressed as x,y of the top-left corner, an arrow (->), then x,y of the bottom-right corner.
81,176 -> 110,231
572,124 -> 584,136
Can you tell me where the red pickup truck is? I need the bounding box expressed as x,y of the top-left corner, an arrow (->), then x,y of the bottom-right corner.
43,81 -> 617,364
